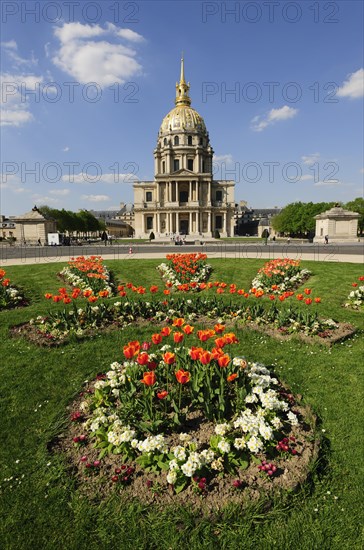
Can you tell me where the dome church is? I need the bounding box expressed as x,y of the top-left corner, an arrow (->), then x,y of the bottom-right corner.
133,58 -> 235,238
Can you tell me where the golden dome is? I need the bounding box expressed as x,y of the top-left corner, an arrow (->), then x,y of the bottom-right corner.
159,56 -> 207,136
160,105 -> 206,134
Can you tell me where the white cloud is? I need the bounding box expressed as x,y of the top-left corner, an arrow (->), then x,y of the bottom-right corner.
337,68 -> 364,99
52,22 -> 144,87
32,194 -> 59,204
61,172 -> 138,184
1,109 -> 33,126
62,146 -> 70,152
1,40 -> 17,50
302,153 -> 320,166
251,105 -> 298,132
1,40 -> 37,67
299,174 -> 314,181
49,189 -> 70,196
360,168 -> 364,174
1,72 -> 44,127
82,194 -> 110,202
314,180 -> 341,186
213,154 -> 233,164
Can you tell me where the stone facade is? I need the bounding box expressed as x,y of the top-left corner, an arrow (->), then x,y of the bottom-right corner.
314,206 -> 360,242
133,59 -> 235,239
14,206 -> 57,244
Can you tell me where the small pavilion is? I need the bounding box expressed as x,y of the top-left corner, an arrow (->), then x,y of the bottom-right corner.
314,205 -> 360,242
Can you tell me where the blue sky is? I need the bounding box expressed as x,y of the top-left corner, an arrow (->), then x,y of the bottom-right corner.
1,0 -> 363,215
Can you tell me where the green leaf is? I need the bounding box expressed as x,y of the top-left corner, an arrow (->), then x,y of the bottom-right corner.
174,481 -> 186,494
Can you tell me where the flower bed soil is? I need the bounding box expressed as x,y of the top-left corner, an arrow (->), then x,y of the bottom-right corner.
9,321 -> 122,347
244,322 -> 357,347
10,317 -> 357,348
50,384 -> 319,513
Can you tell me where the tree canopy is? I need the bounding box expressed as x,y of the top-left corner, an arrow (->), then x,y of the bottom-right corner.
345,198 -> 364,235
272,199 -> 364,237
38,206 -> 104,235
271,202 -> 336,237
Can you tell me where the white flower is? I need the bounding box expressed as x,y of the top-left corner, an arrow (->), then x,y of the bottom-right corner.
217,439 -> 230,454
173,446 -> 187,461
233,437 -> 246,450
259,422 -> 273,440
214,423 -> 230,436
246,436 -> 263,453
287,411 -> 299,426
179,433 -> 191,442
168,459 -> 179,471
166,470 -> 177,484
211,457 -> 224,471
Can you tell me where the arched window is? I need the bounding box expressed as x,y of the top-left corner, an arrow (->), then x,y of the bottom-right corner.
174,136 -> 179,146
199,137 -> 203,145
188,135 -> 193,145
163,138 -> 167,146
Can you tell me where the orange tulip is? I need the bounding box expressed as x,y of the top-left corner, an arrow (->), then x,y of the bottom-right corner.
141,371 -> 156,386
211,347 -> 224,359
304,288 -> 311,295
214,323 -> 225,334
214,337 -> 226,348
137,352 -> 150,366
44,293 -> 53,299
172,318 -> 185,327
157,390 -> 168,400
63,297 -> 72,304
150,285 -> 158,293
305,298 -> 312,305
227,373 -> 238,382
173,332 -> 184,343
163,289 -> 170,295
189,346 -> 203,360
200,351 -> 212,365
163,352 -> 176,365
183,324 -> 194,335
218,354 -> 230,368
88,296 -> 98,303
175,369 -> 190,384
160,327 -> 172,337
152,333 -> 162,345
314,297 -> 321,303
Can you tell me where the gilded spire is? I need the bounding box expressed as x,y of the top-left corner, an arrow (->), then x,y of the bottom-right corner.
175,55 -> 191,106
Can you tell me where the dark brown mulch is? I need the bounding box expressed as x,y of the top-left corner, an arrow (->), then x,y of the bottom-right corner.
245,322 -> 357,347
50,385 -> 319,514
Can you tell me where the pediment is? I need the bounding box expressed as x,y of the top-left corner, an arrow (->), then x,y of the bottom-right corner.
173,169 -> 195,176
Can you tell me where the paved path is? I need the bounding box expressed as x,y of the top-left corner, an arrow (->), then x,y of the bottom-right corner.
1,242 -> 363,265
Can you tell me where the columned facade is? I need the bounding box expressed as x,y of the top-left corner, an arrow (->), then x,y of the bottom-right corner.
133,59 -> 235,238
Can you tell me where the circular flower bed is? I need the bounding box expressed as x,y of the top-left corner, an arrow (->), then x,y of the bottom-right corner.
251,259 -> 311,294
0,269 -> 27,310
56,320 -> 319,509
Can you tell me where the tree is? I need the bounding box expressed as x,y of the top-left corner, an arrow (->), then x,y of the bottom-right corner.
345,198 -> 364,235
272,201 -> 335,237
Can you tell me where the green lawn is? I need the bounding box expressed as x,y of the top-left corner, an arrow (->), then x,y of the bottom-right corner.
0,259 -> 363,550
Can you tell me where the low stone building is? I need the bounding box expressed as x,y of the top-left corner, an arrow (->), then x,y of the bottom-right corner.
15,206 -> 57,244
314,205 -> 360,242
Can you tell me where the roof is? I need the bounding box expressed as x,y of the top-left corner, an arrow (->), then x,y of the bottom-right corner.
314,206 -> 360,220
